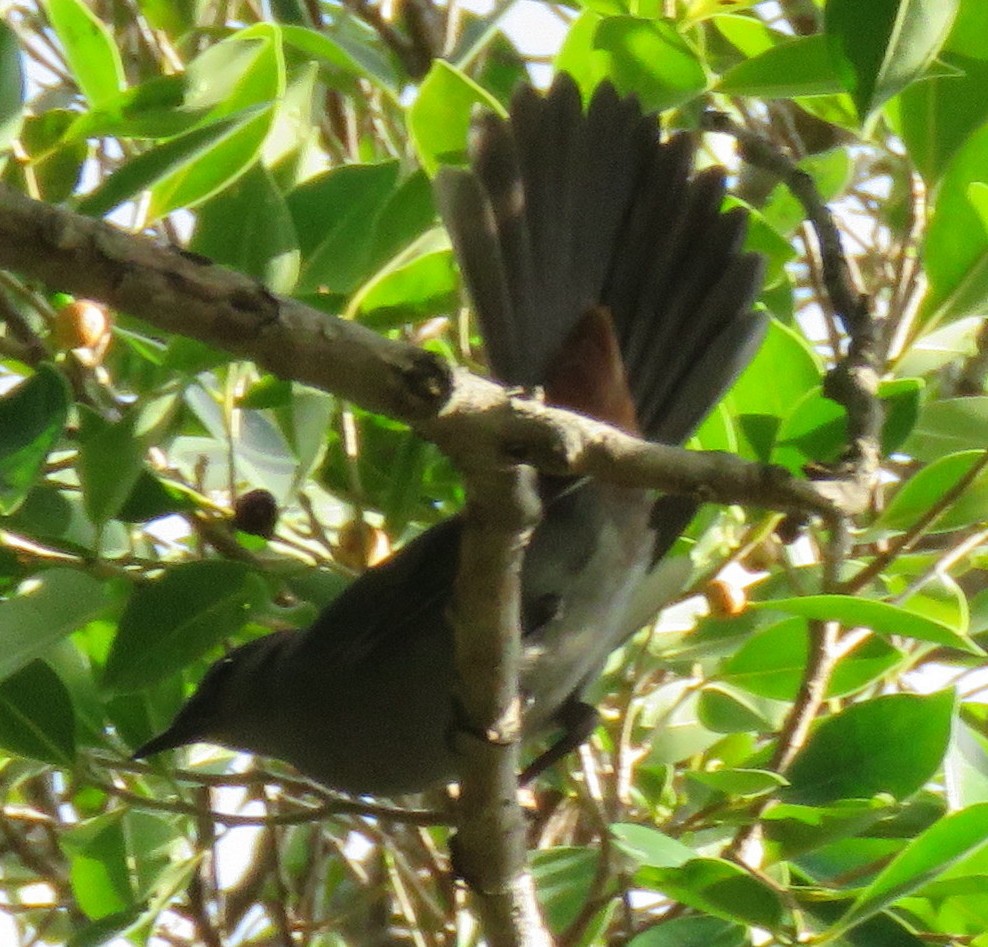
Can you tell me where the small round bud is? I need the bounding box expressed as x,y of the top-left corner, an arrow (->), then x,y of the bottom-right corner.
233,489 -> 278,539
335,518 -> 391,571
52,300 -> 111,350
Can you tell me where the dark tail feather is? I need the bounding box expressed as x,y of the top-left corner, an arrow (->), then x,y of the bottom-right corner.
436,73 -> 766,444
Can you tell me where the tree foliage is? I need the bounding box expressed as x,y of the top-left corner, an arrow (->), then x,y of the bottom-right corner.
1,0 -> 988,944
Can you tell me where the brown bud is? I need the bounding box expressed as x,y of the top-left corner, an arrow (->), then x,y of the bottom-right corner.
52,300 -> 111,350
335,518 -> 391,571
706,579 -> 747,618
233,489 -> 278,539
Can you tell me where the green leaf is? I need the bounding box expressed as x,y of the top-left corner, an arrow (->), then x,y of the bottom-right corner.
354,229 -> 458,325
893,53 -> 988,184
9,109 -> 88,202
104,561 -> 258,692
0,21 -> 24,158
718,34 -> 845,98
627,916 -> 747,947
44,0 -> 125,107
825,0 -> 959,121
636,858 -> 784,930
872,450 -> 988,536
66,75 -> 204,141
63,811 -> 134,920
555,11 -> 610,96
288,161 -> 400,293
0,660 -> 76,765
0,570 -> 109,682
721,319 -> 821,460
831,802 -> 988,936
185,26 -> 285,120
698,684 -> 778,733
786,690 -> 955,803
903,396 -> 988,460
920,118 -> 988,329
772,377 -> 922,472
281,23 -> 399,97
0,365 -> 70,515
531,847 -> 601,932
592,17 -> 707,111
610,823 -> 695,868
191,164 -> 299,293
752,594 -> 979,654
689,768 -> 788,798
77,408 -> 146,527
116,470 -> 198,522
408,60 -> 505,176
77,107 -> 274,221
722,618 -> 904,700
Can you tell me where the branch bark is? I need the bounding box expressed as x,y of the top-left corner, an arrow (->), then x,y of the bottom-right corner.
448,466 -> 550,946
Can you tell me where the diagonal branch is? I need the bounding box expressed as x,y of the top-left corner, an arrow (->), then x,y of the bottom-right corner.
0,182 -> 866,521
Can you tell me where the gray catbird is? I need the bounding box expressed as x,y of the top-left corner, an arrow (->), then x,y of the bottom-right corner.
133,74 -> 767,796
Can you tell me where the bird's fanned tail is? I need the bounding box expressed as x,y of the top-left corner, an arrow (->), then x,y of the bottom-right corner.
436,73 -> 767,445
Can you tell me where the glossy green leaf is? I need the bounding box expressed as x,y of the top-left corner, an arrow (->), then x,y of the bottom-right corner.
288,161 -> 400,294
593,16 -> 707,111
355,230 -> 458,325
760,147 -> 853,235
825,0 -> 958,120
0,21 -> 24,157
531,847 -> 600,932
894,54 -> 988,184
772,377 -> 922,472
921,121 -> 988,329
627,916 -> 747,947
0,569 -> 109,682
722,319 -> 821,460
63,811 -> 133,920
555,11 -> 611,96
191,164 -> 299,293
873,450 -> 988,536
77,407 -> 146,527
786,690 -> 955,803
902,396 -> 988,460
104,561 -> 258,692
689,768 -> 788,798
611,823 -> 695,868
636,858 -> 784,930
66,75 -> 203,141
698,684 -> 778,733
722,618 -> 904,700
77,108 -> 274,220
894,317 -> 983,377
116,470 -> 198,523
44,0 -> 125,107
184,26 -> 285,121
832,802 -> 988,936
761,797 -> 896,859
0,660 -> 76,765
281,24 -> 398,96
752,594 -> 979,653
718,34 -> 844,98
0,365 -> 70,515
408,61 -> 505,176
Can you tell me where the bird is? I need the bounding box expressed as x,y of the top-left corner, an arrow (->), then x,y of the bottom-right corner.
133,74 -> 767,797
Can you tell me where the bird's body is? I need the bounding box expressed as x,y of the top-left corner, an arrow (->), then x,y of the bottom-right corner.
135,75 -> 766,796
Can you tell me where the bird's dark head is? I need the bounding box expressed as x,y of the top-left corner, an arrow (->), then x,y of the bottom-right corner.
132,634 -> 285,760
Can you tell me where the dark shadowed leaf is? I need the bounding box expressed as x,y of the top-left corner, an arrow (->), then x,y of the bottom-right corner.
786,691 -> 955,804
104,561 -> 260,692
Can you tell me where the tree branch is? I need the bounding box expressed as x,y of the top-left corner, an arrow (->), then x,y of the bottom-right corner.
0,182 -> 865,521
447,466 -> 551,946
